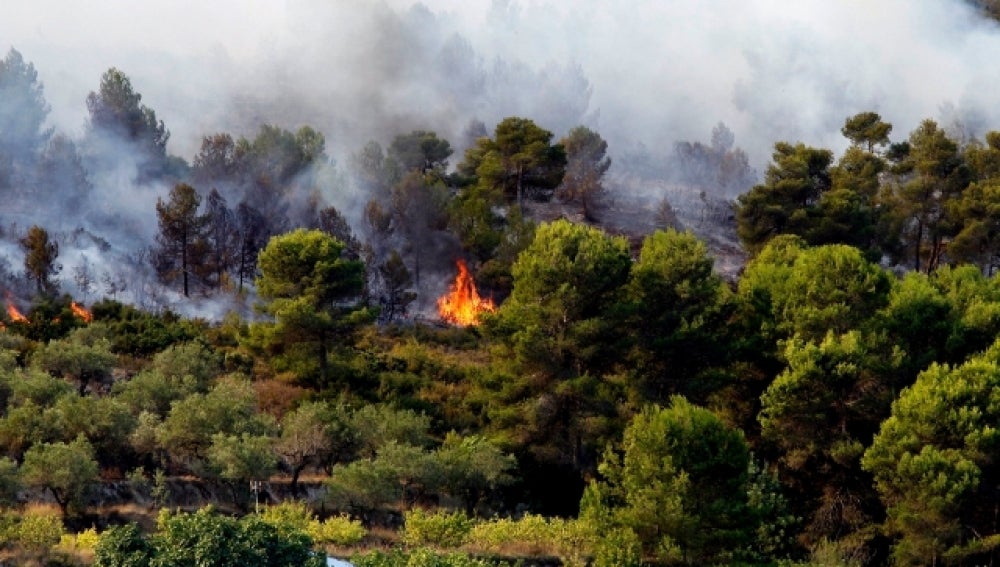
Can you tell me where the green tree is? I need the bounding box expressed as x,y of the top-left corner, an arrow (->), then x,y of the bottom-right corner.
207,432 -> 278,507
759,331 -> 901,548
460,116 -> 566,210
881,119 -> 969,272
388,130 -> 453,174
155,377 -> 274,475
32,331 -> 116,395
582,398 -> 753,564
841,111 -> 892,153
94,523 -> 154,567
625,229 -> 735,404
19,225 -> 60,295
252,229 -> 371,385
819,144 -> 885,259
20,436 -> 99,516
148,507 -> 324,567
49,394 -> 136,468
877,265 -> 1000,375
862,341 -> 1000,566
434,433 -> 516,514
738,240 -> 892,343
349,404 -> 431,459
487,219 -> 630,377
274,401 -> 341,494
735,142 -> 833,255
482,220 -> 630,492
558,125 -> 611,220
377,250 -> 416,322
154,183 -> 208,297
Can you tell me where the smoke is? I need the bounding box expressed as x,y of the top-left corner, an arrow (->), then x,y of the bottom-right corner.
2,0 -> 1000,314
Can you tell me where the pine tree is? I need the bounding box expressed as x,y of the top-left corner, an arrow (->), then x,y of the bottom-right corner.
19,225 -> 60,295
154,183 -> 208,297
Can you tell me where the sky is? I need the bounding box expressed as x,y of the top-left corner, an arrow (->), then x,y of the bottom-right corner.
2,0 -> 999,171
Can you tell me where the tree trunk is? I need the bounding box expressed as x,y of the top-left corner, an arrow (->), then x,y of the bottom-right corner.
290,462 -> 306,496
182,228 -> 190,297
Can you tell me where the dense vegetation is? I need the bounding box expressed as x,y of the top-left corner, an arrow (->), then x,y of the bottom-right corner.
7,44 -> 1000,567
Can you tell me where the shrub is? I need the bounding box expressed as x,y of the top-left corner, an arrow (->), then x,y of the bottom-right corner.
260,500 -> 314,533
58,527 -> 100,552
308,514 -> 367,546
402,509 -> 473,549
465,514 -> 597,566
16,507 -> 64,553
261,501 -> 367,547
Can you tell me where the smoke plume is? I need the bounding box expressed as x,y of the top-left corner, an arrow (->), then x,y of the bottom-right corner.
1,0 -> 999,314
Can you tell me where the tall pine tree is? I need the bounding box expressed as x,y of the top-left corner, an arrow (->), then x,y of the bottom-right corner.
154,183 -> 208,297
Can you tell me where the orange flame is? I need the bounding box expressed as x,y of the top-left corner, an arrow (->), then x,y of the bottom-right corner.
6,301 -> 27,324
71,301 -> 92,323
437,259 -> 496,326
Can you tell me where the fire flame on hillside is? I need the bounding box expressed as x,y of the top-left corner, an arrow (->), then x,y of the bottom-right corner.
437,259 -> 496,326
71,301 -> 92,323
5,294 -> 27,324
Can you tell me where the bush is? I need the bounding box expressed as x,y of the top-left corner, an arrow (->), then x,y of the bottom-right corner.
261,500 -> 314,534
402,509 -> 473,549
16,507 -> 64,553
308,515 -> 367,546
261,501 -> 367,547
58,527 -> 100,552
465,514 -> 597,566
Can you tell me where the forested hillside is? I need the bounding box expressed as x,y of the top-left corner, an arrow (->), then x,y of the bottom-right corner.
5,2 -> 1000,565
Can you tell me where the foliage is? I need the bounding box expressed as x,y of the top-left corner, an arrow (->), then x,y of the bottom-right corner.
308,515 -> 367,547
140,507 -> 324,567
465,514 -> 598,564
625,228 -> 735,403
90,300 -> 196,356
260,500 -> 367,547
20,436 -> 99,516
739,240 -> 891,343
558,125 -> 611,220
583,397 -> 755,564
460,116 -> 566,210
94,523 -> 153,567
20,224 -> 61,296
402,508 -> 474,548
862,340 -> 1000,566
15,507 -> 64,554
736,142 -> 834,255
251,228 -> 372,386
32,332 -> 116,395
155,376 -> 274,475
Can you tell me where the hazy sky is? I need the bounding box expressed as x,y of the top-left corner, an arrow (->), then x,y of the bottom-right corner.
2,0 -> 999,168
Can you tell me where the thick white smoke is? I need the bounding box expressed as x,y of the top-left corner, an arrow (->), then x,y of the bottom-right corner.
3,0 -> 997,166
1,0 -> 999,314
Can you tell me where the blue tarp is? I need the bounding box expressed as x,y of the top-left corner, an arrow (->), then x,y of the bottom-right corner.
327,558 -> 354,567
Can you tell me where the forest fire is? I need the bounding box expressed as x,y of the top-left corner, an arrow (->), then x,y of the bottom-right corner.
6,302 -> 27,324
71,301 -> 92,323
437,259 -> 496,326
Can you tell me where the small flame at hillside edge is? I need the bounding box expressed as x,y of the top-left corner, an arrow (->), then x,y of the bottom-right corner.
437,259 -> 496,326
